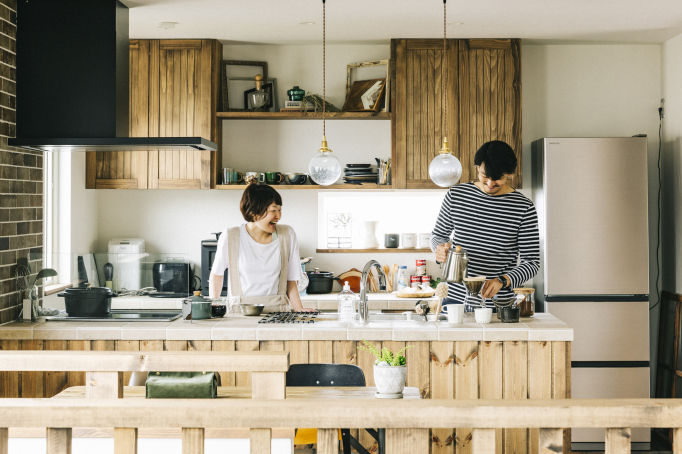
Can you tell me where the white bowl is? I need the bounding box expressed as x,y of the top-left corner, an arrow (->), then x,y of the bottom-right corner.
474,307 -> 493,324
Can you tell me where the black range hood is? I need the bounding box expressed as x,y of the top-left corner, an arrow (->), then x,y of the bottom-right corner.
8,0 -> 217,153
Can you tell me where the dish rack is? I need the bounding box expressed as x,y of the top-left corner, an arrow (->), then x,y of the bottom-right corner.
259,312 -> 319,324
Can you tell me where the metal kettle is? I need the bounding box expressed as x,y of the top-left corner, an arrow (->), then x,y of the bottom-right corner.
441,245 -> 469,283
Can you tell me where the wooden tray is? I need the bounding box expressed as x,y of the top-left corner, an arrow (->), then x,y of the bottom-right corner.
395,290 -> 435,298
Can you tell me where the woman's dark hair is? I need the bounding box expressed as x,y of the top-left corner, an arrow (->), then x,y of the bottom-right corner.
240,184 -> 283,222
474,140 -> 517,180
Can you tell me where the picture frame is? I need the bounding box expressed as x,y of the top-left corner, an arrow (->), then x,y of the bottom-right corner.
244,78 -> 278,111
342,78 -> 386,112
220,60 -> 268,112
346,59 -> 390,112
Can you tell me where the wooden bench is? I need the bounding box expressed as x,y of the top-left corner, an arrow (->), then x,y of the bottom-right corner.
0,398 -> 680,454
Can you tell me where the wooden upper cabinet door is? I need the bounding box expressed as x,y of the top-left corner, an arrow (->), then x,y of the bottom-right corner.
148,39 -> 222,189
85,40 -> 149,189
391,38 -> 521,189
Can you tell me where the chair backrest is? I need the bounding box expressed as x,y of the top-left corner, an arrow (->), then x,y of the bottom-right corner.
286,363 -> 365,387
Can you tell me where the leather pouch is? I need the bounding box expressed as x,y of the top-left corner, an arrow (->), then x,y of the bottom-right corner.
145,371 -> 218,398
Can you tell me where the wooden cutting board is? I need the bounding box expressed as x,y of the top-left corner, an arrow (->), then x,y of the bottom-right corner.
395,290 -> 435,298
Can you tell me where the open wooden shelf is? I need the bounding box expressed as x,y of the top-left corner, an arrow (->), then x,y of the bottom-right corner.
215,184 -> 391,190
316,248 -> 432,253
216,111 -> 391,120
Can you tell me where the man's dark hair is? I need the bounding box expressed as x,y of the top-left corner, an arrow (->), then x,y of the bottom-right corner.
474,140 -> 517,180
240,184 -> 283,222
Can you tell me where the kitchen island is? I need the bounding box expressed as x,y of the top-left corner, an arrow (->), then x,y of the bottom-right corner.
0,295 -> 572,454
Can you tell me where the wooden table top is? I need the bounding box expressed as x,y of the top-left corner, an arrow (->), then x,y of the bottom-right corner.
53,386 -> 422,400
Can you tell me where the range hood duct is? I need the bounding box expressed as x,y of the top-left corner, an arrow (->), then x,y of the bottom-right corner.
8,0 -> 216,152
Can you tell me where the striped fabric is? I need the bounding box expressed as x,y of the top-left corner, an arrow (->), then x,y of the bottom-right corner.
431,183 -> 540,303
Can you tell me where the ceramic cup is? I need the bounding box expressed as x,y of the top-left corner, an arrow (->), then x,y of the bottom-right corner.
401,233 -> 417,248
230,171 -> 243,184
384,234 -> 399,248
245,172 -> 265,185
418,233 -> 431,248
285,173 -> 308,185
474,307 -> 493,324
265,172 -> 284,185
446,304 -> 464,324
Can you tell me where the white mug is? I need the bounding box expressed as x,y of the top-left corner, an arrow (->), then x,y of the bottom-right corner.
474,307 -> 493,324
401,233 -> 417,248
446,304 -> 464,324
418,233 -> 431,249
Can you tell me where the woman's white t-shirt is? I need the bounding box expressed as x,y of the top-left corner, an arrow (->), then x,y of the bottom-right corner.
210,224 -> 302,297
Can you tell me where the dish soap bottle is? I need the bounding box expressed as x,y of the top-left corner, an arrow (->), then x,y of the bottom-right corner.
396,265 -> 409,292
337,281 -> 356,322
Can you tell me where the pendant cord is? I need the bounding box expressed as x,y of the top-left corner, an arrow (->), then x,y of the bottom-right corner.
323,0 -> 326,137
443,0 -> 447,141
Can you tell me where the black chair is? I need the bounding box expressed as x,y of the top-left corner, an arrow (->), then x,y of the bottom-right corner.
286,364 -> 383,454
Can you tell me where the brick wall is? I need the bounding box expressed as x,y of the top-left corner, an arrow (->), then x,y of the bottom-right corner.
0,0 -> 44,324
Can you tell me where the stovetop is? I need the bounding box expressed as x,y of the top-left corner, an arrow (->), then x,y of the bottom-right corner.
44,310 -> 182,322
258,312 -> 319,324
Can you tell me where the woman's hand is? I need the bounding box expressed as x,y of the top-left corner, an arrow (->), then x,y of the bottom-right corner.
481,278 -> 503,299
435,242 -> 451,263
286,280 -> 318,312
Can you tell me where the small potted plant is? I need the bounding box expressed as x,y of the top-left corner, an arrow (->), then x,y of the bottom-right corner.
359,339 -> 411,398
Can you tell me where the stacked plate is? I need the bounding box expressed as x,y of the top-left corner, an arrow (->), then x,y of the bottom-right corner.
344,164 -> 377,184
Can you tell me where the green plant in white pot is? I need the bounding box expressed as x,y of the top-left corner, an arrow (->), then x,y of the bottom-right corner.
359,339 -> 411,398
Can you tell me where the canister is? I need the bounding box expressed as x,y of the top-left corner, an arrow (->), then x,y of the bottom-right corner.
410,276 -> 421,288
513,288 -> 536,317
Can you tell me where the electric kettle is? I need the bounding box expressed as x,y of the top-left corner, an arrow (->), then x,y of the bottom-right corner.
441,245 -> 469,283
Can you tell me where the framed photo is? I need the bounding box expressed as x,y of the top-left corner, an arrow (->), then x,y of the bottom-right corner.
244,78 -> 278,111
346,59 -> 390,112
220,60 -> 268,112
342,78 -> 386,112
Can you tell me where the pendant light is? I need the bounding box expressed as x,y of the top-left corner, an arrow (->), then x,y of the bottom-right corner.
308,0 -> 342,186
428,0 -> 462,188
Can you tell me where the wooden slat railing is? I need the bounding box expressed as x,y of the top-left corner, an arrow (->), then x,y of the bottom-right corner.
0,398 -> 680,454
0,350 -> 290,452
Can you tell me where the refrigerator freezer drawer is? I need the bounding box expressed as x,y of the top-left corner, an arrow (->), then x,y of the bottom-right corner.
547,301 -> 649,362
572,367 -> 650,442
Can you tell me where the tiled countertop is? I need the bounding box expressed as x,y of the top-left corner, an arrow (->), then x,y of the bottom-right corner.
0,313 -> 573,342
109,293 -> 438,311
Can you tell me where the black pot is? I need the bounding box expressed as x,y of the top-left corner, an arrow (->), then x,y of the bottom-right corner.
306,270 -> 339,294
500,306 -> 520,323
58,287 -> 115,317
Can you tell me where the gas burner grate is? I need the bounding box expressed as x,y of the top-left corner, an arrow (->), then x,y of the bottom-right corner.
259,312 -> 319,324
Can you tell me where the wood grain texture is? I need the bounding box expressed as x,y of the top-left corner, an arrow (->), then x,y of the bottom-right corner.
85,372 -> 123,399
479,341 -> 503,454
605,428 -> 631,454
236,341 -> 260,387
673,427 -> 682,454
387,428 -> 429,454
431,341 -> 455,454
0,428 -> 6,454
114,427 -> 138,454
503,341 -> 528,454
317,428 -> 338,454
47,428 -> 71,454
250,428 -> 270,454
529,342 -> 552,454
472,429 -> 495,454
182,428 -> 204,454
456,342 -> 479,454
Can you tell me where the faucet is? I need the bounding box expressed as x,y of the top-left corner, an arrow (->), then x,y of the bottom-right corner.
359,260 -> 387,324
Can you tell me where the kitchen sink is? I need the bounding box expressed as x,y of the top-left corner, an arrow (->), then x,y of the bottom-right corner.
44,310 -> 182,322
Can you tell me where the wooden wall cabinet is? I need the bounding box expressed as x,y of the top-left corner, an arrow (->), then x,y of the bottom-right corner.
86,39 -> 222,189
391,39 -> 521,189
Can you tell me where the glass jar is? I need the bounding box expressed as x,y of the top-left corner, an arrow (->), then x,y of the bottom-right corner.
513,288 -> 535,317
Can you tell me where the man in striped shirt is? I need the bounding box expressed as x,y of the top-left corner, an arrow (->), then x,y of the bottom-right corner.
431,140 -> 540,306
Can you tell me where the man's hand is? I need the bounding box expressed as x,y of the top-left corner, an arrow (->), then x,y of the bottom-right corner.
481,278 -> 503,299
435,242 -> 451,263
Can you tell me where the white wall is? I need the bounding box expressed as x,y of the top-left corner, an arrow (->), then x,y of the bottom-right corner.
522,44 -> 662,395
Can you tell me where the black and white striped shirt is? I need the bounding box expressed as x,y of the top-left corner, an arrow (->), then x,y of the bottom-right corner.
431,183 -> 540,303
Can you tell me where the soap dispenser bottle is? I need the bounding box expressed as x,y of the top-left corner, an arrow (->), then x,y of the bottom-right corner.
337,281 -> 356,322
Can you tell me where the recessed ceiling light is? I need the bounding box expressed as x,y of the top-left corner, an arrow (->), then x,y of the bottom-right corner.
300,21 -> 316,25
448,22 -> 464,26
157,22 -> 178,29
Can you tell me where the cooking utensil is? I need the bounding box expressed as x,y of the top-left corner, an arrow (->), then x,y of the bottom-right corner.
306,269 -> 339,294
181,292 -> 213,321
58,287 -> 115,318
441,245 -> 469,283
77,255 -> 89,288
338,268 -> 362,293
395,289 -> 436,298
211,304 -> 227,318
240,304 -> 265,316
103,262 -> 114,289
368,269 -> 378,293
389,264 -> 398,292
500,306 -> 520,323
435,282 -> 449,315
15,264 -> 30,298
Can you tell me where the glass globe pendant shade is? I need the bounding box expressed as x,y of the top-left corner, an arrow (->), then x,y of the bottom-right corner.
309,136 -> 342,186
429,137 -> 462,188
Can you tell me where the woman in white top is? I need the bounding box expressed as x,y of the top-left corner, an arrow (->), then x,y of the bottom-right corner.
209,184 -> 315,312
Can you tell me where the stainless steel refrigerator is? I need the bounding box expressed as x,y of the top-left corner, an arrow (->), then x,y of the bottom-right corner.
531,137 -> 650,447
